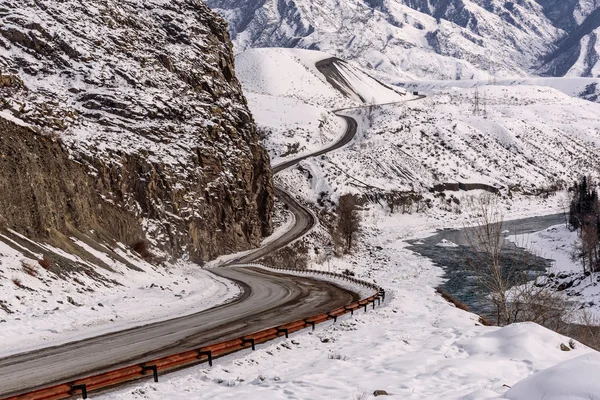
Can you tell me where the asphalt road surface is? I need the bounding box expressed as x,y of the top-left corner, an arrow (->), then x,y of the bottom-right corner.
0,267 -> 357,397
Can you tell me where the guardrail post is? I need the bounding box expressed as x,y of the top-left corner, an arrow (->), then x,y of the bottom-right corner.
142,365 -> 158,382
379,288 -> 386,302
70,384 -> 88,399
345,306 -> 354,316
327,312 -> 337,323
242,338 -> 255,350
372,300 -> 376,310
277,327 -> 289,338
197,350 -> 213,366
304,319 -> 315,331
363,303 -> 368,312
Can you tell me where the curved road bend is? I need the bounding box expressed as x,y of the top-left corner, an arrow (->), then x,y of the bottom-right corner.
0,267 -> 357,397
232,115 -> 359,264
234,90 -> 425,263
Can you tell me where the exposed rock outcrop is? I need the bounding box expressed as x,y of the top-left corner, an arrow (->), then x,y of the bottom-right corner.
0,0 -> 273,262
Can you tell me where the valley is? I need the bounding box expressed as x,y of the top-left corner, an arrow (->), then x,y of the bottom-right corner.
2,1 -> 600,399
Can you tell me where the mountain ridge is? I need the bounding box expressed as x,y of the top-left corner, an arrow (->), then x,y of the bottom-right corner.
208,0 -> 600,80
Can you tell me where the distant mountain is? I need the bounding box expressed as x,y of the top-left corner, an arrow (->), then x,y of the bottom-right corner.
208,0 -> 600,79
537,6 -> 600,76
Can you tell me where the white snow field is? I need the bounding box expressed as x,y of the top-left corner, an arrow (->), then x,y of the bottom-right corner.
0,232 -> 240,358
98,216 -> 596,400
504,352 -> 600,400
97,48 -> 600,399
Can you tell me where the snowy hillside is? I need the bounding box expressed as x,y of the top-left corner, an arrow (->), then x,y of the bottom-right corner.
235,48 -> 408,165
208,0 -> 600,81
0,0 -> 274,262
280,83 -> 600,207
0,0 -> 274,368
208,0 -> 564,81
537,4 -> 600,77
239,49 -> 600,204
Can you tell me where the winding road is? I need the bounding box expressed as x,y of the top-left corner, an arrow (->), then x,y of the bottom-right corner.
233,114 -> 358,264
0,268 -> 356,397
0,58 -> 423,398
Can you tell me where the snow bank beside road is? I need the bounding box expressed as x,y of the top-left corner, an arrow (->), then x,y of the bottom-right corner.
0,237 -> 240,358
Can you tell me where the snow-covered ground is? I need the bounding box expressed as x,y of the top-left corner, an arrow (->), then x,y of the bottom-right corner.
97,48 -> 600,399
99,205 -> 596,400
0,235 -> 239,358
508,223 -> 600,320
504,352 -> 600,400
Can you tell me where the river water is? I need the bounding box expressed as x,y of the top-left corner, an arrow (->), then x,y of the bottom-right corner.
406,213 -> 565,320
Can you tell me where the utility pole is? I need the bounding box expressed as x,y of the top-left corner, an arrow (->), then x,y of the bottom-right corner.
324,241 -> 333,272
473,85 -> 481,116
483,89 -> 487,118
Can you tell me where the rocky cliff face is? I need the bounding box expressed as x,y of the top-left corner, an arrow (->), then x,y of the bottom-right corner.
0,0 -> 273,262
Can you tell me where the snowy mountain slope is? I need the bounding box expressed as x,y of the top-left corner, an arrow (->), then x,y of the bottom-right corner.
236,48 -> 406,107
538,8 -> 600,76
235,48 -> 408,165
236,49 -> 600,205
301,85 -> 600,199
0,0 -> 277,360
235,49 -> 354,108
400,76 -> 600,102
208,0 -> 563,80
208,0 -> 600,80
0,0 -> 273,261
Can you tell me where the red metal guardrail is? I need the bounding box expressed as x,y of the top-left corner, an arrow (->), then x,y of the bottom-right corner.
2,266 -> 384,400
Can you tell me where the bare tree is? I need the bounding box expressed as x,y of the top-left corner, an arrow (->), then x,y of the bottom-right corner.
464,194 -> 568,326
463,194 -> 512,324
336,193 -> 361,252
